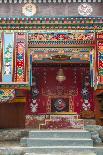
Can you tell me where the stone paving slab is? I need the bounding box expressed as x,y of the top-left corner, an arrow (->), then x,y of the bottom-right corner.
0,147 -> 24,155
0,146 -> 102,155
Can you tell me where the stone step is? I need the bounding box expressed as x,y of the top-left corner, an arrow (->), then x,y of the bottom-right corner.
24,146 -> 103,155
29,130 -> 91,139
24,146 -> 95,154
0,146 -> 102,155
21,138 -> 93,147
24,152 -> 96,155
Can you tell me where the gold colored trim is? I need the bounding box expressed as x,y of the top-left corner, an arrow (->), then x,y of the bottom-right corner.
11,98 -> 26,103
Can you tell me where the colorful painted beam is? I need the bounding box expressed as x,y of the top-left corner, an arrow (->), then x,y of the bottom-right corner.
0,17 -> 102,30
0,0 -> 102,3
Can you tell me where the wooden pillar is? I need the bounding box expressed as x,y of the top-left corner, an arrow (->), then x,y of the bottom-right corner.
94,89 -> 103,126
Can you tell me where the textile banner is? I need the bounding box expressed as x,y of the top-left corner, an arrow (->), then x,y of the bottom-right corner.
2,33 -> 14,82
14,33 -> 27,82
0,33 -> 2,81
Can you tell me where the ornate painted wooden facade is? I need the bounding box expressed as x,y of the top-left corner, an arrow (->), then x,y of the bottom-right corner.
0,1 -> 103,128
0,17 -> 103,88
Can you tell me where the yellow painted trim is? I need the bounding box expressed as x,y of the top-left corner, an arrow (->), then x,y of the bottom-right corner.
12,98 -> 26,103
51,112 -> 77,115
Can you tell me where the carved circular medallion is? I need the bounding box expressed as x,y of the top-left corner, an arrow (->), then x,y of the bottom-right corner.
54,99 -> 66,111
78,3 -> 93,16
22,3 -> 37,17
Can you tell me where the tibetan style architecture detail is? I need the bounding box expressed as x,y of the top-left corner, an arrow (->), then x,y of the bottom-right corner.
0,0 -> 102,3
0,17 -> 102,30
0,1 -> 103,129
78,3 -> 93,16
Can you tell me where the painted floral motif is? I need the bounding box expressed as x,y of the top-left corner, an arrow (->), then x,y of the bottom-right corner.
29,76 -> 39,113
16,42 -> 25,81
81,87 -> 90,111
40,117 -> 84,130
98,41 -> 103,76
30,99 -> 38,113
31,47 -> 91,61
3,33 -> 14,82
22,4 -> 37,17
80,68 -> 94,118
78,3 -> 93,16
0,89 -> 15,103
28,32 -> 95,41
25,115 -> 45,128
15,33 -> 27,82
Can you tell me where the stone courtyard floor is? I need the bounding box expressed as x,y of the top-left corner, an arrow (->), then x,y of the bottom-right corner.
0,141 -> 20,147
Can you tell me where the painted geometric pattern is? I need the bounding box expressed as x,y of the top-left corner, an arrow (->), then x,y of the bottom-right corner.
0,89 -> 15,103
31,47 -> 93,61
28,31 -> 95,47
0,17 -> 102,30
90,49 -> 96,87
0,0 -> 102,3
98,40 -> 103,76
0,33 -> 2,81
15,33 -> 27,82
28,31 -> 95,41
2,33 -> 14,82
